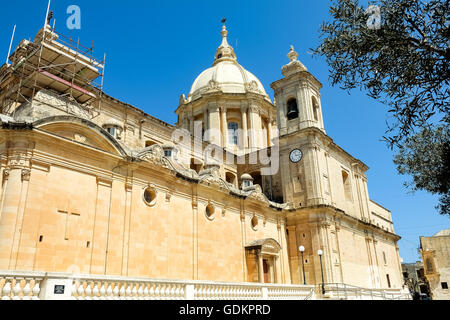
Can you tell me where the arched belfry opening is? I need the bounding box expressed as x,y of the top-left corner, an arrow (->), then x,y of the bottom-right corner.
287,98 -> 299,120
312,96 -> 319,122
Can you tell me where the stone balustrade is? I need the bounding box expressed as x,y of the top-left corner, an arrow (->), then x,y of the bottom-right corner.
0,271 -> 45,300
0,271 -> 409,300
320,283 -> 412,300
0,271 -> 315,300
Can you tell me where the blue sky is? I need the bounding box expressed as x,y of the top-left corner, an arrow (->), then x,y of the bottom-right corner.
1,0 -> 448,263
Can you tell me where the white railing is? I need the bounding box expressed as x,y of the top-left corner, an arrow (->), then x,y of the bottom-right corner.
0,271 -> 410,300
319,283 -> 412,300
0,271 -> 45,300
0,271 -> 315,300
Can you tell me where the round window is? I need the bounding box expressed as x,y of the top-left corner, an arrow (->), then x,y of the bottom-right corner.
143,187 -> 157,206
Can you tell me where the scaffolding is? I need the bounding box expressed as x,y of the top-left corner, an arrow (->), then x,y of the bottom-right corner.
0,24 -> 105,118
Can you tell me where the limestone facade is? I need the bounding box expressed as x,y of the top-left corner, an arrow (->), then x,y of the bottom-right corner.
420,230 -> 450,300
0,24 -> 403,290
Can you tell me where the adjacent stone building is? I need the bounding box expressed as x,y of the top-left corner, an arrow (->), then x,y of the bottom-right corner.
420,230 -> 450,300
0,23 -> 404,290
402,261 -> 430,298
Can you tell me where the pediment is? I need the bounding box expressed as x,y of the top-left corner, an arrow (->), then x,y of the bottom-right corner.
34,116 -> 127,156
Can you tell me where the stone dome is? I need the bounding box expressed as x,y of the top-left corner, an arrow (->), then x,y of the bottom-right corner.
187,25 -> 270,102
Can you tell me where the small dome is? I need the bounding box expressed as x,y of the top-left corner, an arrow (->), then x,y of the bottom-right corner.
188,24 -> 269,102
241,173 -> 253,181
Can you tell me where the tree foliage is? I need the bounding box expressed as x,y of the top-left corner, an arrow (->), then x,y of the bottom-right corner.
394,125 -> 449,215
314,0 -> 449,215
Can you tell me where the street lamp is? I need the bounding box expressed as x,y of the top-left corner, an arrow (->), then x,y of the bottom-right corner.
298,246 -> 306,285
318,249 -> 325,294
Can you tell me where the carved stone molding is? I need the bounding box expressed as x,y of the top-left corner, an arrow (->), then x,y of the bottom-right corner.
3,169 -> 10,180
21,168 -> 31,181
140,145 -> 164,167
192,198 -> 198,209
125,182 -> 133,192
97,176 -> 113,187
8,152 -> 30,169
248,105 -> 260,114
319,221 -> 331,229
205,80 -> 221,93
74,134 -> 87,144
244,81 -> 263,95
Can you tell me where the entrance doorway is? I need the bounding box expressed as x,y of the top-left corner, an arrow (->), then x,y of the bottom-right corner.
263,259 -> 270,283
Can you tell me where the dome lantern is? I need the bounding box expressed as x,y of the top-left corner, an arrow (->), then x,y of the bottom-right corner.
213,23 -> 237,66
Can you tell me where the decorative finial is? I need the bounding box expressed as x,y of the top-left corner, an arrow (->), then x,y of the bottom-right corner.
282,45 -> 307,76
213,20 -> 237,65
287,45 -> 298,62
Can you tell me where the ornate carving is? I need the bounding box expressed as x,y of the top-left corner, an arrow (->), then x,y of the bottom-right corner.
3,169 -> 10,180
21,168 -> 31,181
179,94 -> 186,105
245,81 -> 263,95
248,105 -> 260,114
205,80 -> 221,93
140,145 -> 164,166
248,186 -> 270,204
74,134 -> 86,143
282,46 -> 308,77
8,152 -> 29,169
201,175 -> 229,190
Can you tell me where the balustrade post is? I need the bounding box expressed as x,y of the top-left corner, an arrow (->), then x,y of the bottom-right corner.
185,284 -> 195,300
261,287 -> 268,300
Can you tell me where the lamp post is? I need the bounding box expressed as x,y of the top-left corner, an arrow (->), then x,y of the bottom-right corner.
318,249 -> 325,294
299,246 -> 306,285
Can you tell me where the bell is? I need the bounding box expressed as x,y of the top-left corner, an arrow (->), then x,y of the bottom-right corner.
287,99 -> 298,120
287,108 -> 298,119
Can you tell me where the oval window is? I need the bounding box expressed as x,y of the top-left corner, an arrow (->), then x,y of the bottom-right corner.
251,216 -> 258,230
143,187 -> 157,206
206,203 -> 215,220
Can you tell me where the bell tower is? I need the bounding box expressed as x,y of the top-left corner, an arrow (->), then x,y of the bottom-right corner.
271,47 -> 326,207
271,46 -> 325,136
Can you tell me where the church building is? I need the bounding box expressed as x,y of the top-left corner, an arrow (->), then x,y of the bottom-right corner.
0,22 -> 404,291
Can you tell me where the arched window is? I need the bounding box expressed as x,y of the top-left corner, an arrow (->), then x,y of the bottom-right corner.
228,122 -> 239,145
250,171 -> 262,188
312,96 -> 319,122
103,125 -> 122,140
287,98 -> 299,120
226,172 -> 237,186
426,258 -> 434,273
342,170 -> 352,201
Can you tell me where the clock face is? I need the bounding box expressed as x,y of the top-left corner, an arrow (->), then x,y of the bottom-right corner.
290,149 -> 303,163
